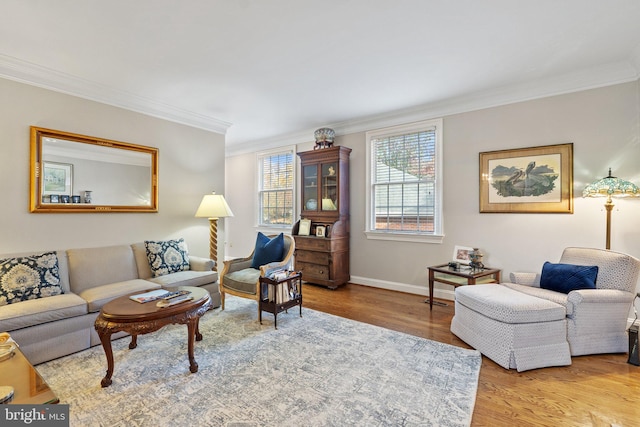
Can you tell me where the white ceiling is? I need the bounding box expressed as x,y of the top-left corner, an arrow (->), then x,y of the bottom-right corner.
2,1 -> 640,154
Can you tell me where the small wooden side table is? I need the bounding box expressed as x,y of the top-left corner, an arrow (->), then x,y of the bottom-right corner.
427,264 -> 501,310
259,271 -> 303,329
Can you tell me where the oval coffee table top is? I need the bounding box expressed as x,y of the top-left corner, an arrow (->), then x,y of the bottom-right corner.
99,286 -> 210,322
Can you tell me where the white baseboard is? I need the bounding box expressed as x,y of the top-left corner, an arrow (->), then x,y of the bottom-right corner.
351,275 -> 637,327
350,275 -> 455,301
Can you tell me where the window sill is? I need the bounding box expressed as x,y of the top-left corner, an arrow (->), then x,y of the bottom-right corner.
364,231 -> 444,244
256,225 -> 292,233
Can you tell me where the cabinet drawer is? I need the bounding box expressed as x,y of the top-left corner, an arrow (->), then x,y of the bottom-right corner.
296,250 -> 329,265
295,237 -> 331,252
297,261 -> 330,280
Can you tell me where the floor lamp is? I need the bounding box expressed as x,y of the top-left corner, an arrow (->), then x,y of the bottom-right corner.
195,192 -> 234,270
583,168 -> 639,250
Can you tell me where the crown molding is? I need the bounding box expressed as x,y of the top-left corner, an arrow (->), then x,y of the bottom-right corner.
0,54 -> 232,135
228,59 -> 639,157
2,53 -> 637,154
226,129 -> 314,157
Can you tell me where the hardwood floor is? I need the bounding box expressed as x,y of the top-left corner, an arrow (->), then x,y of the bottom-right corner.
301,282 -> 640,427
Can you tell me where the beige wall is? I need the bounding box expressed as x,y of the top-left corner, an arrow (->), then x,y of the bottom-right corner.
0,78 -> 226,260
226,80 -> 640,299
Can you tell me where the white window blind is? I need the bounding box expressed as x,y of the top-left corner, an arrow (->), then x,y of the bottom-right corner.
258,150 -> 294,227
366,118 -> 443,242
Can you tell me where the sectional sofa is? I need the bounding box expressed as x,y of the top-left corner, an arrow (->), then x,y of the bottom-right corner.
0,241 -> 220,365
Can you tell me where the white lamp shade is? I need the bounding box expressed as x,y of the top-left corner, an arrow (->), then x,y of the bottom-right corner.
195,193 -> 234,218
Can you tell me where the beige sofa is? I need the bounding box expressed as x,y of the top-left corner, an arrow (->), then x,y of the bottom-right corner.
0,242 -> 220,365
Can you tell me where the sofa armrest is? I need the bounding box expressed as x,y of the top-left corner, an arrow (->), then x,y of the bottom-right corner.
189,255 -> 215,271
509,272 -> 541,287
568,288 -> 634,305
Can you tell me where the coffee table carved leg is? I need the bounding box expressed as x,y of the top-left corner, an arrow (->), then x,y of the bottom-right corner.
98,331 -> 114,388
195,319 -> 203,342
129,334 -> 138,349
187,318 -> 199,373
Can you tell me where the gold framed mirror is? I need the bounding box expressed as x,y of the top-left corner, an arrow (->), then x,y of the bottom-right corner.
30,127 -> 159,213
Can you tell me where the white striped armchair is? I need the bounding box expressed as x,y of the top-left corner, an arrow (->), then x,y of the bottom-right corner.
505,247 -> 640,356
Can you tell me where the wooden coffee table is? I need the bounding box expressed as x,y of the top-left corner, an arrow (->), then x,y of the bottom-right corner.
94,286 -> 211,387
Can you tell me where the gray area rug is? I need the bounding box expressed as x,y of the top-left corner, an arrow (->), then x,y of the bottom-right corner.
37,296 -> 481,426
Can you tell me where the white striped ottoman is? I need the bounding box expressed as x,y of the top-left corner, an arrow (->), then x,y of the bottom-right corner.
450,284 -> 572,371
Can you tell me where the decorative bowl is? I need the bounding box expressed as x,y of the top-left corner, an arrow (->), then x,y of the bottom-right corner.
314,128 -> 335,143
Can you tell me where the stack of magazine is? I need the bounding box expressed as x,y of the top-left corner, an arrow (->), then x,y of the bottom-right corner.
129,289 -> 171,303
264,270 -> 300,304
129,289 -> 193,307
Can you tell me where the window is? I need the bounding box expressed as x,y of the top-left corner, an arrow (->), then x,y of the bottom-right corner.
257,149 -> 295,227
365,119 -> 443,243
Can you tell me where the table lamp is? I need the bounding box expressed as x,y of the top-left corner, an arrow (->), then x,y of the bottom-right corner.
582,168 -> 639,250
195,192 -> 234,270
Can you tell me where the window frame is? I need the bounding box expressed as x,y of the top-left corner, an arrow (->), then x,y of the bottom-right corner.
365,118 -> 444,243
256,146 -> 296,230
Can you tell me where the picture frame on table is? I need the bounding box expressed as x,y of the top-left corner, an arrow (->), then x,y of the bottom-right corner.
479,143 -> 573,213
453,245 -> 474,265
42,161 -> 73,197
315,225 -> 326,238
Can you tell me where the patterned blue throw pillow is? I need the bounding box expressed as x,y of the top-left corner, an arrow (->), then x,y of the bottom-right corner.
145,238 -> 191,277
0,252 -> 63,306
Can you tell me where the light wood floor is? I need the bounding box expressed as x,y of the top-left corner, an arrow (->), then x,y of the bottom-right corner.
301,282 -> 640,427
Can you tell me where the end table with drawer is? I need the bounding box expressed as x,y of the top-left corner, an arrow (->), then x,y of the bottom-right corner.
427,264 -> 501,310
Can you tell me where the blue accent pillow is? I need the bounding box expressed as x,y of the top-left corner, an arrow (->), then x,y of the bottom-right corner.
145,238 -> 191,277
540,262 -> 598,294
251,233 -> 284,269
0,252 -> 63,306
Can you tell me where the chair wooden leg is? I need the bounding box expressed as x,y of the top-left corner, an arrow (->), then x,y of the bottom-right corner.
221,290 -> 225,310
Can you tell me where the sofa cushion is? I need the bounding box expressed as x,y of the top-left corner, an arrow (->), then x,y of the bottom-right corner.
455,284 -> 566,323
223,268 -> 261,294
0,252 -> 64,306
68,245 -> 139,294
502,282 -> 574,316
0,293 -> 87,331
145,239 -> 190,277
131,242 -> 154,279
251,233 -> 284,269
79,279 -> 161,313
540,262 -> 598,294
148,270 -> 218,289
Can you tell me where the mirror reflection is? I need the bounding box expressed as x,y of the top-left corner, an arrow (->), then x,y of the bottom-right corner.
30,127 -> 159,213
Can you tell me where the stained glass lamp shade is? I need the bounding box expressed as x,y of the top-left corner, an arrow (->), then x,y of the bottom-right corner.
582,168 -> 639,250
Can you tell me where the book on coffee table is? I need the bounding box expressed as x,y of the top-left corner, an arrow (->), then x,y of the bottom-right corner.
156,295 -> 194,308
129,289 -> 170,303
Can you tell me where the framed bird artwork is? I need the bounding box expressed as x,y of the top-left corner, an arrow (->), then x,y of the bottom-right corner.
479,143 -> 573,213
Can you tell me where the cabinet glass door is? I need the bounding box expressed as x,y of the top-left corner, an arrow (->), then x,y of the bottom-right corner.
321,162 -> 338,211
302,164 -> 319,211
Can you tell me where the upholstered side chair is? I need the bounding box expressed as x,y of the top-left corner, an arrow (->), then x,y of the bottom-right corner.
451,247 -> 640,371
219,234 -> 295,317
506,247 -> 640,356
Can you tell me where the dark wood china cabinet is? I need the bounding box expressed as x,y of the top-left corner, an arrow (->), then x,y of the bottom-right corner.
293,146 -> 351,289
